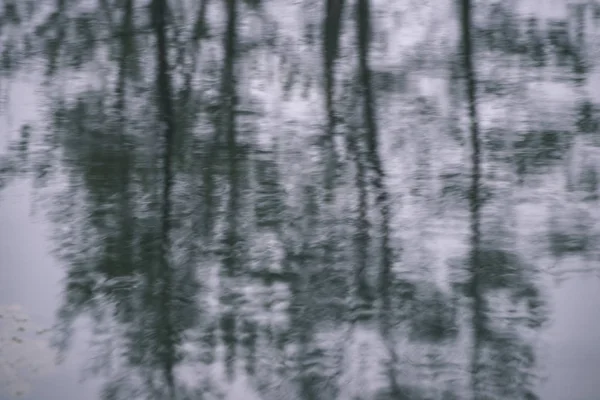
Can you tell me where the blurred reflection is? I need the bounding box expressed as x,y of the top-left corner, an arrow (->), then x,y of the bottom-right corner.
0,0 -> 599,399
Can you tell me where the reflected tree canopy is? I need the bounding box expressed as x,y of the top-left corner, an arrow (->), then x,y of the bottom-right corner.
1,0 -> 600,399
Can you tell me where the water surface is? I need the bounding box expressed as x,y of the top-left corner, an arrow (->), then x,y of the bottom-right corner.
1,1 -> 600,399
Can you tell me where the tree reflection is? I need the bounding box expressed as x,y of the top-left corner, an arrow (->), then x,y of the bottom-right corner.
1,0 -> 599,399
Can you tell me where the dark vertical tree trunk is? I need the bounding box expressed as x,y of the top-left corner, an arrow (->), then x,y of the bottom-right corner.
220,0 -> 239,381
194,0 -> 210,43
322,0 -> 345,197
182,0 -> 209,108
356,0 -> 393,315
47,0 -> 67,76
323,0 -> 344,121
114,0 -> 134,320
151,0 -> 177,395
192,0 -> 211,242
347,132 -> 372,321
184,0 -> 209,104
296,185 -> 321,400
116,0 -> 133,120
355,0 -> 399,394
460,0 -> 484,399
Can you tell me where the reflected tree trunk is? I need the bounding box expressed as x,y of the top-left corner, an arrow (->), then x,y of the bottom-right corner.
220,0 -> 240,382
113,0 -> 135,321
295,185 -> 321,400
151,0 -> 177,395
347,127 -> 372,321
322,0 -> 345,197
460,0 -> 484,399
355,0 -> 399,395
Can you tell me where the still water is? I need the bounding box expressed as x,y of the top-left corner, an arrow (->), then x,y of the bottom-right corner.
1,0 -> 600,399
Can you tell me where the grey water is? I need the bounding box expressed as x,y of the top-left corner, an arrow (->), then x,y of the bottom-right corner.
1,0 -> 600,399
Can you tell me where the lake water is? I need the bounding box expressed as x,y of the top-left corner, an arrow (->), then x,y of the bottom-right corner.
1,0 -> 600,399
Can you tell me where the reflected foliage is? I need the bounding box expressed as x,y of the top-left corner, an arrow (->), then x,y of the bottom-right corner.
1,0 -> 600,399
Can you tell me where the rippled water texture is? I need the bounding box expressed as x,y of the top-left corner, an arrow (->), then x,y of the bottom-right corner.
1,0 -> 600,399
